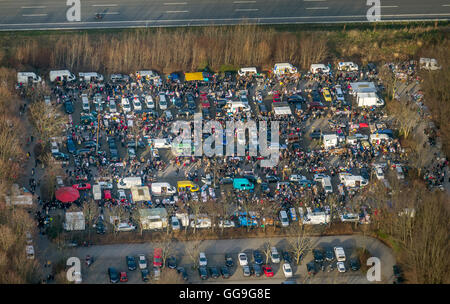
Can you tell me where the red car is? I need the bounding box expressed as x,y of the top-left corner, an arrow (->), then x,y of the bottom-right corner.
153,248 -> 163,268
72,183 -> 91,190
273,93 -> 281,103
103,190 -> 112,200
119,272 -> 128,282
200,93 -> 210,108
262,265 -> 274,277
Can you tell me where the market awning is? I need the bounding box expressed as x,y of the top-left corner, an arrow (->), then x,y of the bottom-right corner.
273,106 -> 292,115
55,187 -> 80,203
184,72 -> 204,81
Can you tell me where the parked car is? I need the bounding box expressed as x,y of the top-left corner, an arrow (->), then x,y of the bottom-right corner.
242,265 -> 251,277
199,266 -> 208,280
221,266 -> 230,279
167,256 -> 177,269
119,271 -> 128,282
282,251 -> 292,264
238,252 -> 248,266
313,249 -> 324,263
350,258 -> 360,271
126,256 -> 137,271
72,183 -> 91,190
270,247 -> 280,263
177,267 -> 189,281
153,248 -> 163,268
199,252 -> 207,267
253,250 -> 263,265
209,266 -> 220,279
108,267 -> 119,283
337,262 -> 346,273
307,262 -> 317,276
138,254 -> 147,270
325,248 -> 335,261
141,269 -> 150,282
225,254 -> 234,267
282,263 -> 293,278
253,263 -> 262,277
262,265 -> 274,277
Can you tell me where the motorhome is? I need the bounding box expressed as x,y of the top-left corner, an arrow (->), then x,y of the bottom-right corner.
17,72 -> 41,84
310,64 -> 330,74
238,67 -> 258,77
273,63 -> 297,75
117,177 -> 142,189
321,177 -> 333,194
49,70 -> 76,82
419,58 -> 441,71
79,72 -> 104,82
339,174 -> 368,188
338,62 -> 359,71
151,182 -> 177,196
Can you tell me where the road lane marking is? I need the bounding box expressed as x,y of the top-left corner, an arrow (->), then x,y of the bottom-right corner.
21,6 -> 47,9
235,8 -> 259,11
442,4 -> 450,6
22,14 -> 47,17
233,1 -> 257,3
165,11 -> 189,13
92,4 -> 118,7
303,0 -> 326,1
380,6 -> 399,8
164,2 -> 188,4
97,12 -> 120,15
306,7 -> 328,9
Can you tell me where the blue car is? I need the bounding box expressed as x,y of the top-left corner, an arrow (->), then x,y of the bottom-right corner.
67,139 -> 76,154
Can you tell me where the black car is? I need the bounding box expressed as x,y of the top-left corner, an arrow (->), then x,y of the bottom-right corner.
260,182 -> 270,193
253,263 -> 262,277
282,251 -> 292,264
188,100 -> 197,110
220,177 -> 234,185
313,249 -> 324,263
221,266 -> 230,279
202,108 -> 210,119
96,220 -> 105,234
350,258 -> 360,271
141,269 -> 150,282
52,152 -> 69,161
108,267 -> 119,283
307,262 -> 317,276
360,168 -> 370,180
225,254 -> 234,267
393,265 -> 404,283
177,267 -> 188,281
287,94 -> 305,103
64,101 -> 74,114
265,175 -> 279,183
325,248 -> 335,261
253,250 -> 263,265
209,266 -> 220,279
174,97 -> 183,109
167,256 -> 177,269
310,130 -> 322,140
83,141 -> 98,149
126,256 -> 137,271
199,267 -> 208,280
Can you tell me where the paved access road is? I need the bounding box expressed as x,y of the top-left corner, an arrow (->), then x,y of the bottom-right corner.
62,234 -> 396,284
0,0 -> 448,31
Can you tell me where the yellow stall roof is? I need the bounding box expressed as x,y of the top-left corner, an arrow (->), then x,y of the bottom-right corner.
184,72 -> 204,81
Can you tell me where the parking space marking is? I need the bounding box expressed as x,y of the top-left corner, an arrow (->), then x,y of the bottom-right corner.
21,6 -> 47,9
22,14 -> 48,17
235,8 -> 259,11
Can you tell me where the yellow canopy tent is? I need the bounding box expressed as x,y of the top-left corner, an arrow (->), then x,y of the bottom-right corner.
184,72 -> 204,81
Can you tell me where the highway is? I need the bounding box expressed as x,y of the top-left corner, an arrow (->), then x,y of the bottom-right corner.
0,0 -> 448,31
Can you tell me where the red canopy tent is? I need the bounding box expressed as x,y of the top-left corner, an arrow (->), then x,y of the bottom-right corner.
55,187 -> 80,203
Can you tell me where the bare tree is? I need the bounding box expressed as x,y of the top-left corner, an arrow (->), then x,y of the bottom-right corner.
288,225 -> 312,265
28,100 -> 66,145
184,235 -> 203,270
160,234 -> 175,269
82,199 -> 99,239
262,241 -> 272,264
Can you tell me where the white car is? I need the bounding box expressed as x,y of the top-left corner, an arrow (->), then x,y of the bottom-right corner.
270,247 -> 280,263
51,142 -> 59,154
289,175 -> 307,183
395,165 -> 405,179
132,96 -> 142,111
217,220 -> 235,228
121,97 -> 131,113
238,253 -> 248,266
375,167 -> 384,180
282,263 -> 293,278
145,95 -> 155,109
109,99 -> 117,113
115,222 -> 136,232
138,254 -> 147,270
313,174 -> 328,182
199,252 -> 207,267
337,262 -> 346,273
118,189 -> 127,201
171,216 -> 180,230
98,181 -> 113,189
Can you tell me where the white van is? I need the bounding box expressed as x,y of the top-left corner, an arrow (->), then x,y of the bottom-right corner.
109,99 -> 117,113
49,70 -> 76,82
238,67 -> 258,77
117,177 -> 142,189
279,210 -> 289,227
17,72 -> 41,84
338,61 -> 359,71
151,182 -> 176,196
152,138 -> 171,148
310,64 -> 330,74
321,177 -> 333,194
227,101 -> 251,113
81,94 -> 90,112
79,72 -> 104,82
121,97 -> 131,113
333,247 -> 346,262
335,85 -> 345,102
145,95 -> 155,109
273,63 -> 297,75
92,184 -> 102,201
159,93 -> 167,110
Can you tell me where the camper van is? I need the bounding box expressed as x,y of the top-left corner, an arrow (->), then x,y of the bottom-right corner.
338,62 -> 359,71
339,174 -> 368,188
177,180 -> 199,192
238,67 -> 258,77
79,72 -> 104,82
233,178 -> 254,191
49,70 -> 76,82
17,72 -> 41,84
81,94 -> 90,112
151,182 -> 177,196
310,64 -> 330,74
117,177 -> 142,189
92,184 -> 102,200
273,63 -> 297,75
321,177 -> 333,194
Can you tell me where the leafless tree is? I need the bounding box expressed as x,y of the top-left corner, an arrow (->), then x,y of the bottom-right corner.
184,235 -> 203,270
262,241 -> 272,264
160,234 -> 175,269
288,225 -> 312,265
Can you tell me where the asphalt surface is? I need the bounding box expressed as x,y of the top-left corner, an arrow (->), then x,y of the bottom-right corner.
61,235 -> 396,284
0,0 -> 448,31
